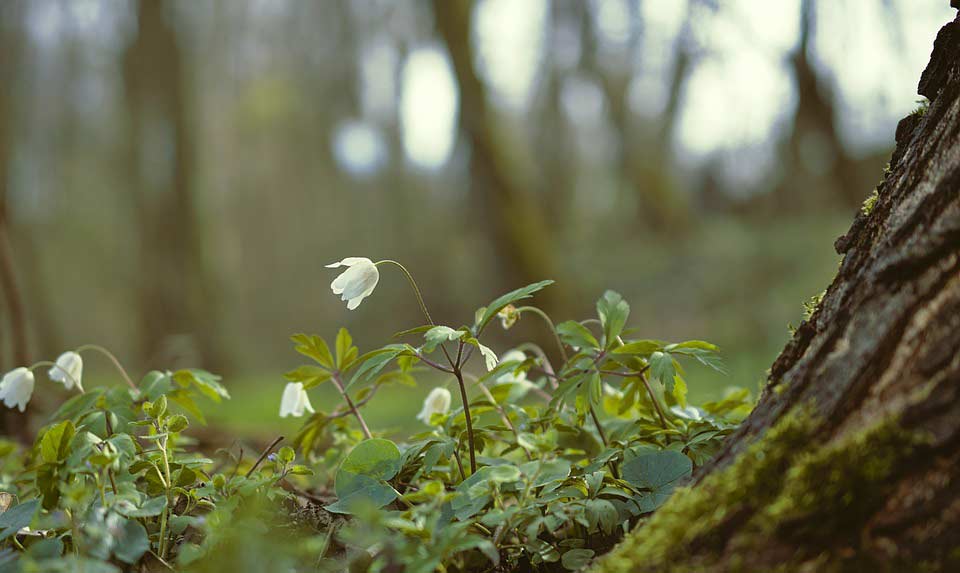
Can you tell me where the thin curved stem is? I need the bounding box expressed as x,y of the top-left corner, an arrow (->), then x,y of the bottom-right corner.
30,361 -> 83,393
376,260 -> 434,326
331,372 -> 373,439
75,344 -> 137,391
465,373 -> 532,461
639,373 -> 669,429
516,306 -> 568,362
376,260 -> 477,472
517,342 -> 558,390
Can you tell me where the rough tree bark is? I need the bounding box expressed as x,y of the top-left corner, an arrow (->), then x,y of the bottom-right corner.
595,10 -> 960,573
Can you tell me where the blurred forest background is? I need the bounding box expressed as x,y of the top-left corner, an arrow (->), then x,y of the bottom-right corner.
0,0 -> 953,439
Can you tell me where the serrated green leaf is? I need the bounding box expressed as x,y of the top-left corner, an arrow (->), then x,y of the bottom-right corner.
612,340 -> 664,356
291,334 -> 334,367
173,369 -> 230,402
284,365 -> 332,390
556,321 -> 599,350
422,326 -> 464,353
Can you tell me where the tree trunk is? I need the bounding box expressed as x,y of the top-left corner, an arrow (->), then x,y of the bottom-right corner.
123,0 -> 222,370
595,10 -> 960,572
432,0 -> 562,315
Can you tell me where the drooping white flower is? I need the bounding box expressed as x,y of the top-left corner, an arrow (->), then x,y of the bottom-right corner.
0,368 -> 36,412
49,351 -> 84,391
279,382 -> 315,418
416,387 -> 452,425
326,257 -> 380,310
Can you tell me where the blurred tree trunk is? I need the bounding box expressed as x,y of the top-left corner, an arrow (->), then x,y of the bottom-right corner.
778,0 -> 862,209
0,0 -> 31,441
432,0 -> 561,313
588,1 -> 690,231
122,0 -> 222,371
595,13 -> 960,571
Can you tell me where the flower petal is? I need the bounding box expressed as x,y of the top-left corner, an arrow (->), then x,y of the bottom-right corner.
325,257 -> 371,269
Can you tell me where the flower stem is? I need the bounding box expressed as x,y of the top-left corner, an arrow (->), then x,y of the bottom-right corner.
157,434 -> 173,560
376,260 -> 434,326
516,306 -> 568,362
245,435 -> 285,477
453,363 -> 477,475
331,373 -> 373,439
75,344 -> 138,391
639,372 -> 669,428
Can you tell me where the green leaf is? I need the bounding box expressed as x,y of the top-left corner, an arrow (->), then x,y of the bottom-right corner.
39,420 -> 75,464
347,344 -> 412,389
335,328 -> 358,368
329,439 -> 402,514
621,450 -> 692,512
0,499 -> 39,541
47,389 -> 104,424
562,548 -> 595,571
475,280 -> 555,333
116,496 -> 167,518
672,375 -> 688,408
463,338 -> 498,371
291,334 -> 334,367
597,290 -> 630,348
556,321 -> 599,350
648,352 -> 676,390
113,519 -> 150,565
393,325 -> 434,338
337,439 -> 402,484
173,369 -> 230,402
283,365 -> 332,390
325,475 -> 398,514
422,326 -> 464,353
611,340 -> 664,357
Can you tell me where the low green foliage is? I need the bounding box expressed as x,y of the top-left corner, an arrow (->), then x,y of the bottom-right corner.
0,263 -> 752,571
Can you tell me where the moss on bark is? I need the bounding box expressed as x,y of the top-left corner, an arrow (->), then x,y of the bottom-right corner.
592,409 -> 928,572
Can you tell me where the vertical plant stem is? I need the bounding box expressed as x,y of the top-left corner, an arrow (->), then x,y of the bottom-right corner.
331,373 -> 373,439
589,406 -> 620,479
640,373 -> 669,428
158,435 -> 173,560
377,260 -> 478,473
245,436 -> 284,477
454,366 -> 477,474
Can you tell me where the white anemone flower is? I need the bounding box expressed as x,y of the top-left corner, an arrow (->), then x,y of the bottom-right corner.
279,382 -> 315,418
0,368 -> 36,412
49,351 -> 84,391
326,257 -> 380,310
416,387 -> 452,425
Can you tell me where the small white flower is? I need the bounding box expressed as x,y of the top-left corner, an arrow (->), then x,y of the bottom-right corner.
49,351 -> 84,391
326,257 -> 380,310
279,382 -> 315,418
670,405 -> 704,421
0,368 -> 36,412
417,387 -> 451,425
496,350 -> 528,384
